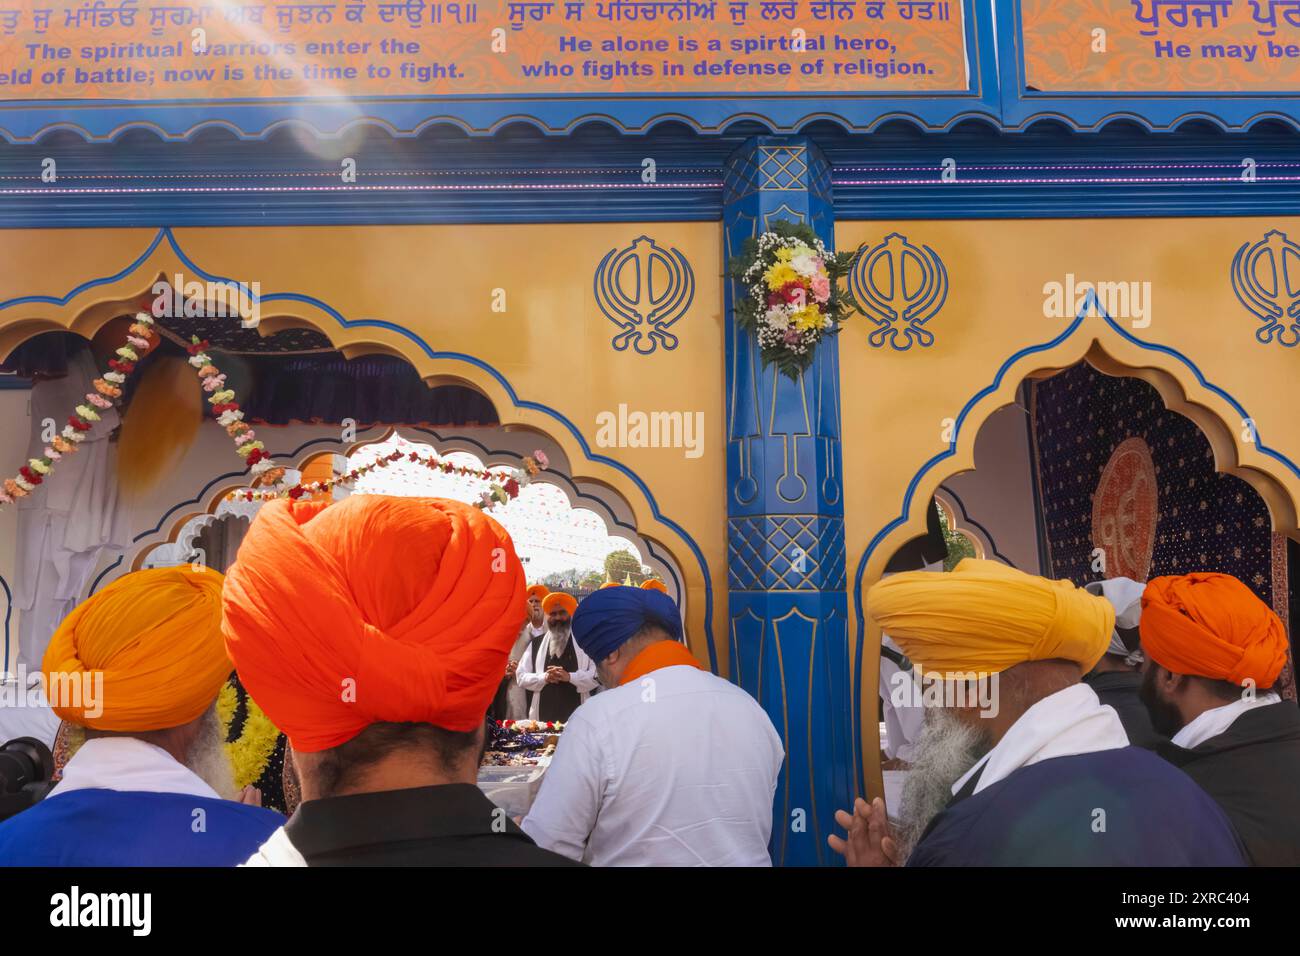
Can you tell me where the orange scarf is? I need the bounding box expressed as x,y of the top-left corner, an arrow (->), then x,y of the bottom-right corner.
619,640 -> 704,686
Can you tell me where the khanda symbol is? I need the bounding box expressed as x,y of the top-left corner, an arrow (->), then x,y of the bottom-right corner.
1231,229 -> 1300,347
850,232 -> 948,351
594,236 -> 694,354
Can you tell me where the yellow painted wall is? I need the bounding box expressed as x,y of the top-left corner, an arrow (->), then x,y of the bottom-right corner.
0,224 -> 728,671
837,216 -> 1300,798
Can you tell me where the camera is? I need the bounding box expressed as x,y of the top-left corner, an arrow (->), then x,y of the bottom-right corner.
0,737 -> 54,824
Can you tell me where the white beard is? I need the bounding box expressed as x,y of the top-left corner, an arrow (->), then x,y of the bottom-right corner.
549,624 -> 571,657
185,704 -> 238,801
894,708 -> 991,862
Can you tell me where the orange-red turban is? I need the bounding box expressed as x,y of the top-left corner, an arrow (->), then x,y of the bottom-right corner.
640,579 -> 668,594
222,496 -> 526,752
526,584 -> 549,600
867,559 -> 1113,676
542,592 -> 578,615
1141,573 -> 1288,689
600,581 -> 621,589
43,566 -> 231,732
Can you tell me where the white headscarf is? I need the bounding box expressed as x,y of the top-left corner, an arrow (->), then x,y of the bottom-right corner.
1084,577 -> 1145,661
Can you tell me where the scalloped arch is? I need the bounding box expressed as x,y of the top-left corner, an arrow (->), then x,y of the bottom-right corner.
853,305 -> 1300,802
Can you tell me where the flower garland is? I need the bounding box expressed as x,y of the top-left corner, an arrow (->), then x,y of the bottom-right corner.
0,312 -> 157,506
727,220 -> 860,381
227,447 -> 550,511
217,680 -> 282,791
186,336 -> 285,486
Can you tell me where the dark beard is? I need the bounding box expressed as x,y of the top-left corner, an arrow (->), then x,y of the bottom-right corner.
1139,666 -> 1185,737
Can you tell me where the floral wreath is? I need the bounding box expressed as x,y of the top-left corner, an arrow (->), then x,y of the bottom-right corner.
727,220 -> 860,381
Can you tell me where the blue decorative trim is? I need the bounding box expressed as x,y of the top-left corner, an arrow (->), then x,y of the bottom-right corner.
8,228 -> 715,671
850,297 -> 1300,795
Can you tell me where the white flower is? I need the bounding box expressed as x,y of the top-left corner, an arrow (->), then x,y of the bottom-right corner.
764,307 -> 791,331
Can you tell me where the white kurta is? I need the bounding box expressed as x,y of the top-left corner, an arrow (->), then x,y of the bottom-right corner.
505,622 -> 547,719
521,663 -> 785,866
515,630 -> 598,720
13,349 -> 128,672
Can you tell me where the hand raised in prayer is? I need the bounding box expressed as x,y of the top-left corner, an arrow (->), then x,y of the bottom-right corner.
237,785 -> 263,808
827,797 -> 900,867
547,666 -> 571,683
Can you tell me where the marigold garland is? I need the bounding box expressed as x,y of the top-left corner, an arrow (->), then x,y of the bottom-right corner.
226,447 -> 550,511
217,680 -> 283,791
0,312 -> 157,507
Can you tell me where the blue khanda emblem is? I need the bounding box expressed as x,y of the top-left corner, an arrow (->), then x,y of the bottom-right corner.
1231,229 -> 1300,347
594,236 -> 694,354
850,232 -> 948,351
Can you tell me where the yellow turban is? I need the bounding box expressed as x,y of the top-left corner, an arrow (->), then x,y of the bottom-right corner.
43,566 -> 232,732
866,559 -> 1113,676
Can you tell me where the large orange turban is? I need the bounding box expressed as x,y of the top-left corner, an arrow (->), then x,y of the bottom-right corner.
526,584 -> 549,600
542,592 -> 578,615
1141,573 -> 1288,688
222,496 -> 526,752
866,558 -> 1113,676
640,579 -> 668,594
43,566 -> 231,732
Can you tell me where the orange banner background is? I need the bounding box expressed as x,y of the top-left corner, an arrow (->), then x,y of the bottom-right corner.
1023,0 -> 1300,93
0,0 -> 969,99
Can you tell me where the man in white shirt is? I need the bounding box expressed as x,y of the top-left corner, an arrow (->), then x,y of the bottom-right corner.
515,592 -> 598,722
521,585 -> 784,866
492,584 -> 550,719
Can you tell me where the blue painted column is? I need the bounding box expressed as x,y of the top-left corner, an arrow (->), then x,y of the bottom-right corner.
723,137 -> 853,866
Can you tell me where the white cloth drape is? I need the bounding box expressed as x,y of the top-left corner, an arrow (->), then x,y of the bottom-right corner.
12,350 -> 129,672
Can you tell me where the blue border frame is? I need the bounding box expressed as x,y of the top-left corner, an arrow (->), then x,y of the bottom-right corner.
1001,0 -> 1300,132
2,228 -> 718,672
849,298 -> 1300,792
0,1 -> 997,143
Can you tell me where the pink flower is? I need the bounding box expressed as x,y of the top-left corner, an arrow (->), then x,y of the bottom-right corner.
533,450 -> 549,469
810,275 -> 831,304
783,328 -> 803,346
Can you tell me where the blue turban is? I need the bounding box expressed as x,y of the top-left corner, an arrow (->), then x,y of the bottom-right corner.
573,585 -> 682,662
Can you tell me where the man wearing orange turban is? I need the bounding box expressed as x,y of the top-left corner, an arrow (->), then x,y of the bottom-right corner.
491,584 -> 550,720
225,495 -> 576,867
0,567 -> 281,867
516,591 -> 596,722
829,559 -> 1245,867
639,578 -> 668,594
1139,572 -> 1300,865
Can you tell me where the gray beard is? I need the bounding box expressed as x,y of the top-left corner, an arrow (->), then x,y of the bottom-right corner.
185,704 -> 238,800
894,708 -> 992,862
549,623 -> 571,656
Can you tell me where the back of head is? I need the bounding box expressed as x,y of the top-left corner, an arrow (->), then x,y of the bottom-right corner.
572,585 -> 683,663
222,495 -> 528,759
44,565 -> 230,732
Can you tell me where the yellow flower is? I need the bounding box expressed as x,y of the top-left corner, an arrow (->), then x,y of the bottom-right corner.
765,263 -> 798,290
775,247 -> 795,262
793,305 -> 823,331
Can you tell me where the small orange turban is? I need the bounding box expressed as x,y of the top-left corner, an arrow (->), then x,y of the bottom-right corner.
222,496 -> 527,752
1141,573 -> 1288,689
43,566 -> 231,732
867,559 -> 1113,676
526,584 -> 549,600
640,579 -> 668,594
600,581 -> 621,589
542,592 -> 578,615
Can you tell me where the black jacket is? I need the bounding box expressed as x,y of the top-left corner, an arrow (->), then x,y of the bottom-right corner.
284,783 -> 581,866
1083,670 -> 1165,750
1159,701 -> 1300,866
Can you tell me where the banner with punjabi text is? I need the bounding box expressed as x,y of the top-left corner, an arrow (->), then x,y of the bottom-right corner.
1022,0 -> 1300,93
0,0 -> 971,100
